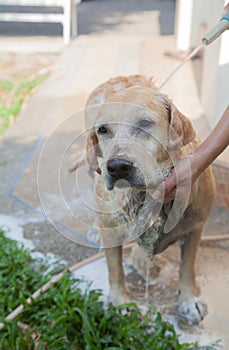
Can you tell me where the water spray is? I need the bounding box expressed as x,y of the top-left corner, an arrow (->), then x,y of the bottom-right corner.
159,11 -> 229,89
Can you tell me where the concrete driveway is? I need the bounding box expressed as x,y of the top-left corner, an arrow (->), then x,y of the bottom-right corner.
0,0 -> 228,348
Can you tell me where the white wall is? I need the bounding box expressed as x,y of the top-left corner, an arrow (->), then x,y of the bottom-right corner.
175,0 -> 228,128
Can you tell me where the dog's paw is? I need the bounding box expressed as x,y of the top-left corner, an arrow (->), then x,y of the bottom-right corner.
108,286 -> 130,306
106,292 -> 132,315
110,293 -> 131,307
178,297 -> 208,325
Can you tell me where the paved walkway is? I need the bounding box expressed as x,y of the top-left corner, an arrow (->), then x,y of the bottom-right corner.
0,0 -> 228,348
0,0 -> 175,37
0,0 -> 175,52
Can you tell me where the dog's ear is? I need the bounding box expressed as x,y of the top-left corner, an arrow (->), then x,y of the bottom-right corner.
86,131 -> 102,175
167,102 -> 196,150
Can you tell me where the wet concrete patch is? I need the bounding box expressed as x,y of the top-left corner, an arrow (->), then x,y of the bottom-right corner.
0,213 -> 98,267
23,220 -> 99,266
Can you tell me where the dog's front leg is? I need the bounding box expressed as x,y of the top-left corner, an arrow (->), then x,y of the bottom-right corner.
104,246 -> 130,305
178,227 -> 208,324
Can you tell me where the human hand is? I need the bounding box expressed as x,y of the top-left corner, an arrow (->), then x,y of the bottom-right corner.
153,105 -> 229,204
153,155 -> 201,203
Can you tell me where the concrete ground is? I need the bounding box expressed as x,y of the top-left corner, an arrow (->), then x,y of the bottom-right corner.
0,0 -> 228,348
0,0 -> 175,52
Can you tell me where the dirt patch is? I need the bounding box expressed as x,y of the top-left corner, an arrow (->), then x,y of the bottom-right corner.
0,52 -> 58,80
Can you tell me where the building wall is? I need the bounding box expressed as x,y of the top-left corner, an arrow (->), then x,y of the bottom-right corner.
175,0 -> 229,209
175,0 -> 228,128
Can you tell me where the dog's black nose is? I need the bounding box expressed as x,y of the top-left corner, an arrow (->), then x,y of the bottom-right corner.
107,158 -> 133,179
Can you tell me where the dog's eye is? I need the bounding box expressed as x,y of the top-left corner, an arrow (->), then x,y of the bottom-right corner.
138,119 -> 155,128
98,125 -> 108,134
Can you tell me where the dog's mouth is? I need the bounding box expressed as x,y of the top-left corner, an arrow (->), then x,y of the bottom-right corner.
106,177 -> 146,191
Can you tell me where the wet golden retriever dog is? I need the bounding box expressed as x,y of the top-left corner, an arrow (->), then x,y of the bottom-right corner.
80,75 -> 215,324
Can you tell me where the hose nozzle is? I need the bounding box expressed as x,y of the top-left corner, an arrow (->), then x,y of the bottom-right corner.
202,12 -> 229,45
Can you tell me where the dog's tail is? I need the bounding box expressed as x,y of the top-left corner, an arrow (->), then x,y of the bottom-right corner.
69,155 -> 86,173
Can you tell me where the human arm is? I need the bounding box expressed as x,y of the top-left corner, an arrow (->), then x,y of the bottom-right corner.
153,105 -> 229,202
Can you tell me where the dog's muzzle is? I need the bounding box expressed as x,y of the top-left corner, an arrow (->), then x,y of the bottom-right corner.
106,158 -> 137,190
107,158 -> 134,180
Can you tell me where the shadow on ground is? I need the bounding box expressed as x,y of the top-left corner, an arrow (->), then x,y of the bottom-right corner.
0,0 -> 175,37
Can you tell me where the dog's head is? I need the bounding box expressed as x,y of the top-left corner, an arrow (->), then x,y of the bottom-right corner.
86,86 -> 195,191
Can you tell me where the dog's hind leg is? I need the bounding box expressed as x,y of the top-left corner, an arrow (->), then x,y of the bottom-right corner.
104,246 -> 130,305
178,227 -> 207,324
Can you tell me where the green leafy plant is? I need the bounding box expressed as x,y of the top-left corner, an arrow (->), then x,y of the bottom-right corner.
0,73 -> 48,136
0,229 -> 221,350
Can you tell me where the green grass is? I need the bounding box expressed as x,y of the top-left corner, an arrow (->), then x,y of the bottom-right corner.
0,74 -> 48,136
0,229 -> 220,350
